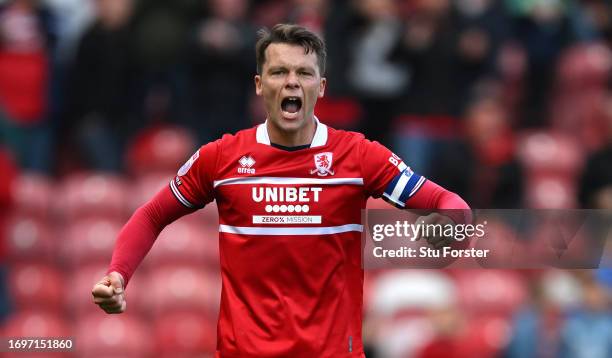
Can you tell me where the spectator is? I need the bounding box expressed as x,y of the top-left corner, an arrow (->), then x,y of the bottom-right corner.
250,0 -> 291,29
395,0 -> 497,117
342,0 -> 408,145
507,0 -> 596,127
127,0 -> 193,131
389,0 -> 508,176
452,0 -> 511,113
579,98 -> 612,209
506,271 -> 581,358
0,144 -> 17,323
559,278 -> 612,358
431,95 -> 524,207
63,0 -> 136,172
287,0 -> 327,35
580,106 -> 612,295
581,0 -> 612,48
185,0 -> 255,142
44,0 -> 94,63
0,0 -> 55,172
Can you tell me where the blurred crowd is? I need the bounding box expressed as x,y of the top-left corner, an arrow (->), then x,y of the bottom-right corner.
0,0 -> 610,208
1,0 -> 612,357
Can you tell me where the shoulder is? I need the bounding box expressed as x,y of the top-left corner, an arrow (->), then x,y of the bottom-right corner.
213,125 -> 259,149
325,126 -> 367,146
326,125 -> 364,140
325,126 -> 389,155
186,126 -> 259,177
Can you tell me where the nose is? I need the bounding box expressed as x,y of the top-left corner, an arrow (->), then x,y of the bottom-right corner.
285,71 -> 300,89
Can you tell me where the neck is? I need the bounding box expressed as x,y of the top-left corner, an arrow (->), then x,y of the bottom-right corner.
266,117 -> 316,147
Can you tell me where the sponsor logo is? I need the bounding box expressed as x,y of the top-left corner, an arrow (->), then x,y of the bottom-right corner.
253,215 -> 322,224
178,151 -> 200,176
310,152 -> 335,176
175,176 -> 182,186
238,155 -> 256,174
251,187 -> 323,220
252,187 -> 322,203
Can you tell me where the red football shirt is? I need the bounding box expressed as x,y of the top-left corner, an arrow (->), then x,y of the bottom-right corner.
169,119 -> 427,357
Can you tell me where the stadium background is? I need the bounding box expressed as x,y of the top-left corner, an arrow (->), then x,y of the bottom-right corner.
1,0 -> 611,356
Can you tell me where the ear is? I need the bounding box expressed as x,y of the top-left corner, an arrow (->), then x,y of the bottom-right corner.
318,77 -> 327,98
255,75 -> 262,96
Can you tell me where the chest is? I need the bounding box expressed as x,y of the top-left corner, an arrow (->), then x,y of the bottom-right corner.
213,148 -> 365,226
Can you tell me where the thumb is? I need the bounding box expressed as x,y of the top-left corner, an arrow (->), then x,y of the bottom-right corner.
107,272 -> 125,294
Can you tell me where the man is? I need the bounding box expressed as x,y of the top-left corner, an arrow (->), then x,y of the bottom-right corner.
92,24 -> 469,357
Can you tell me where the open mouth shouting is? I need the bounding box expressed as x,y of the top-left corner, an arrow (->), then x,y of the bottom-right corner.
281,96 -> 303,120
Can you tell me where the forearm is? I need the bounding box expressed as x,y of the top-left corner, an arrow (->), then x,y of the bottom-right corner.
107,185 -> 194,286
407,180 -> 469,209
406,179 -> 471,223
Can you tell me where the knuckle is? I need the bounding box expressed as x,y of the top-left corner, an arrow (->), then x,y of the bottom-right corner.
104,299 -> 120,308
95,296 -> 116,305
99,302 -> 117,309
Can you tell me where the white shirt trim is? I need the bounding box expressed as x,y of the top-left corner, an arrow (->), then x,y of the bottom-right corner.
255,117 -> 328,147
213,177 -> 364,188
169,179 -> 196,208
219,224 -> 363,236
311,117 -> 328,148
256,121 -> 271,145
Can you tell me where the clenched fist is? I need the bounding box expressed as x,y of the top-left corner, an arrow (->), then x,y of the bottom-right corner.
414,213 -> 457,249
92,271 -> 126,314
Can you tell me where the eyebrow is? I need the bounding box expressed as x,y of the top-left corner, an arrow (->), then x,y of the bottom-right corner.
267,65 -> 316,72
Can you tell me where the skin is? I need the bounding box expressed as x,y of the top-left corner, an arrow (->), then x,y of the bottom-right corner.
92,271 -> 126,313
414,213 -> 456,249
255,43 -> 326,147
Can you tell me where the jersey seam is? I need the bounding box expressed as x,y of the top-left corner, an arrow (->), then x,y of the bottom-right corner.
358,138 -> 367,197
212,139 -> 222,199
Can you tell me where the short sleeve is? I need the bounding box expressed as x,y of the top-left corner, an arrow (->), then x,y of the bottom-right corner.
360,139 -> 426,207
169,140 -> 219,208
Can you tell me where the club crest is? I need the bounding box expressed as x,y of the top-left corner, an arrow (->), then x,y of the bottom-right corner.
310,152 -> 335,176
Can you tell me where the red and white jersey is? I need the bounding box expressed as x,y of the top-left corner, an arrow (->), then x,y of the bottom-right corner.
170,118 -> 425,357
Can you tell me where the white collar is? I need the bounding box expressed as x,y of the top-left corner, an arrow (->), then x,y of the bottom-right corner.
256,116 -> 328,148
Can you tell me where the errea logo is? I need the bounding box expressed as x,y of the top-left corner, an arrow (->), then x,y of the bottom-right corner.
238,155 -> 256,174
